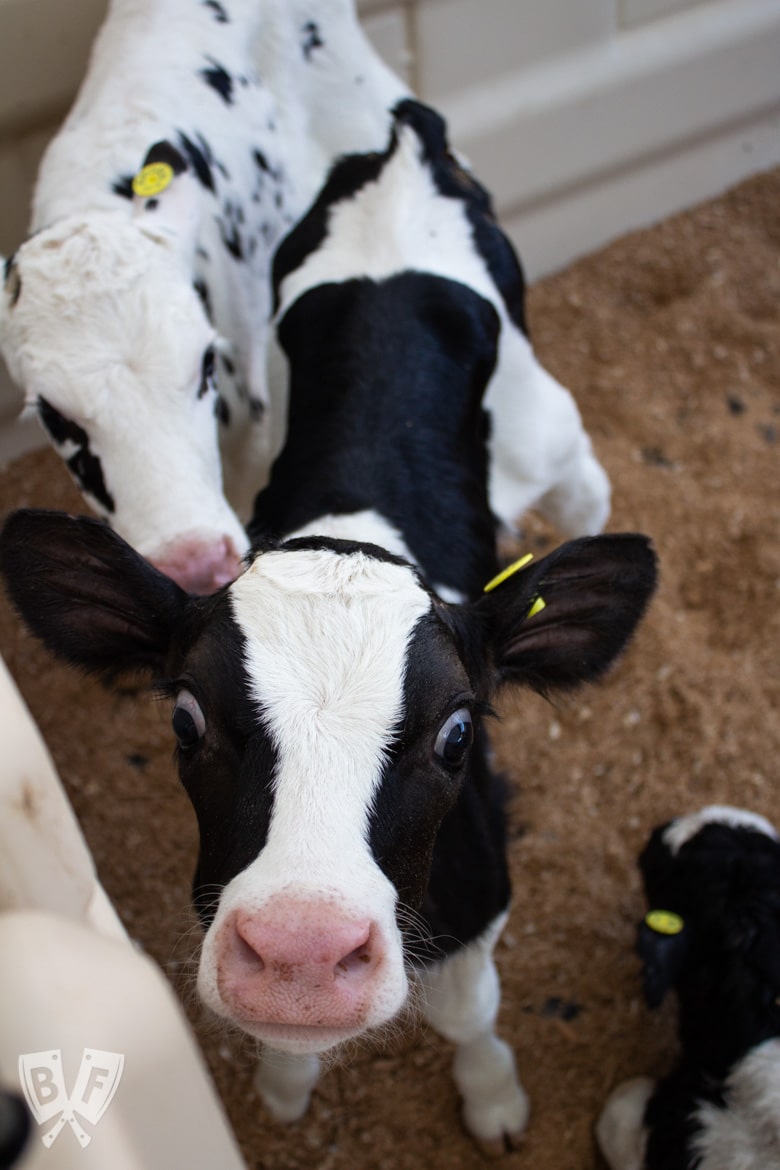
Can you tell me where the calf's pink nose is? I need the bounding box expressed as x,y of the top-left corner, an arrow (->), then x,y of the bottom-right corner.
152,535 -> 243,594
217,901 -> 380,1029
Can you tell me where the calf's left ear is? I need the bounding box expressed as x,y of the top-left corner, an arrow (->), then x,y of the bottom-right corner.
0,509 -> 188,682
472,534 -> 658,693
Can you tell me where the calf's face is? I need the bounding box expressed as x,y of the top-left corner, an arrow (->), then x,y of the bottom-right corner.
0,511 -> 656,1052
0,179 -> 246,593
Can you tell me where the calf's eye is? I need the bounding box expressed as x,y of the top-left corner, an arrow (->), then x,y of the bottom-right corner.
172,689 -> 206,748
434,707 -> 474,768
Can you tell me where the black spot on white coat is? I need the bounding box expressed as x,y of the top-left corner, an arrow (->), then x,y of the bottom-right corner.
200,56 -> 234,105
37,398 -> 115,514
301,20 -> 324,61
202,0 -> 229,22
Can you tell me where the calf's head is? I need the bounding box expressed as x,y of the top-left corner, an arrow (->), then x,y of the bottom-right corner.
0,510 -> 656,1052
638,806 -> 780,1022
0,148 -> 246,593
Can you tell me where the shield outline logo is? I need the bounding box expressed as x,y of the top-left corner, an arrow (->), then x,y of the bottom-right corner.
18,1048 -> 124,1148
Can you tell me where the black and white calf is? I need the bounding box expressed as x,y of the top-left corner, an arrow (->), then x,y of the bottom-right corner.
597,805 -> 780,1170
0,101 -> 655,1153
0,0 -> 405,592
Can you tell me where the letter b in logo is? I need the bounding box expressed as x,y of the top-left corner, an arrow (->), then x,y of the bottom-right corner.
30,1063 -> 60,1107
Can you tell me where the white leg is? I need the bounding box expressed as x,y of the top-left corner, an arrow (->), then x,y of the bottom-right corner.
534,434 -> 612,537
253,1049 -> 321,1123
595,1076 -> 654,1170
416,912 -> 529,1154
485,329 -> 611,538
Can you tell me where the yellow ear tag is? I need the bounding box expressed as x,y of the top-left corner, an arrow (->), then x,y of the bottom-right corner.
132,161 -> 175,199
527,596 -> 546,618
483,553 -> 534,594
645,910 -> 684,936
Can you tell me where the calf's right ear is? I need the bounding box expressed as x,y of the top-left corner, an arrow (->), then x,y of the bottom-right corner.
472,533 -> 658,695
0,509 -> 188,681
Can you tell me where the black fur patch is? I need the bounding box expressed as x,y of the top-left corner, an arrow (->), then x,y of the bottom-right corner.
301,19 -> 324,60
177,131 -> 215,192
37,397 -> 115,514
112,174 -> 135,200
142,140 -> 188,176
200,56 -> 234,105
218,200 -> 244,260
251,272 -> 500,598
202,0 -> 229,22
4,254 -> 21,307
193,278 -> 213,323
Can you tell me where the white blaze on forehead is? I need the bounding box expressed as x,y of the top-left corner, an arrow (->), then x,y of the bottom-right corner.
289,509 -> 412,562
229,546 -> 432,877
276,123 -> 501,320
663,805 -> 779,855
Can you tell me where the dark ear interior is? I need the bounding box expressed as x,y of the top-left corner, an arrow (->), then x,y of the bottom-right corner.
0,509 -> 186,680
473,533 -> 658,694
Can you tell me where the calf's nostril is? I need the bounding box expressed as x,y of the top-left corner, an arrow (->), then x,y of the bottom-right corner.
233,921 -> 266,973
334,936 -> 373,979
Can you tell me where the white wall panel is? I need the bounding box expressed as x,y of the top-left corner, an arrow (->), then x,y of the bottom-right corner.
0,0 -> 107,136
361,7 -> 413,86
620,0 -> 708,29
441,0 -> 780,263
413,0 -> 615,103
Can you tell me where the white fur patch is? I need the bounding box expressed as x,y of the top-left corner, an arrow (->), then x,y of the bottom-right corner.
289,509 -> 412,562
276,123 -> 498,319
197,545 -> 432,1034
595,1077 -> 653,1170
692,1038 -> 780,1170
663,805 -> 779,856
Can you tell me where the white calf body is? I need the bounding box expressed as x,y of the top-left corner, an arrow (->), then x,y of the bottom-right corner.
0,0 -> 406,589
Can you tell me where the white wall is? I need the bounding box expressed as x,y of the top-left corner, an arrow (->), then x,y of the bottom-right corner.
1,0 -> 780,456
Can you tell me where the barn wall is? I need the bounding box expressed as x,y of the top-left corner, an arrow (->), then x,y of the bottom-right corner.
1,0 -> 779,458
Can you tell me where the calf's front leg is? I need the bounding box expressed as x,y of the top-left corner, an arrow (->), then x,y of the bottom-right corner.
254,1049 -> 321,1123
416,911 -> 529,1154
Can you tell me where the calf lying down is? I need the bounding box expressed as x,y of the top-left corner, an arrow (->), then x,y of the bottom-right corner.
0,0 -> 406,592
597,806 -> 780,1170
0,100 -> 654,1155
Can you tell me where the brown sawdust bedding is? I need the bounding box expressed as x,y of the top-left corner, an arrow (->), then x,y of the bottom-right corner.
1,167 -> 779,1170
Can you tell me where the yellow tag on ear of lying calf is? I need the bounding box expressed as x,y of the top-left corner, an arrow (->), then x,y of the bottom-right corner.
645,910 -> 684,936
132,161 -> 175,199
483,553 -> 534,594
527,596 -> 546,618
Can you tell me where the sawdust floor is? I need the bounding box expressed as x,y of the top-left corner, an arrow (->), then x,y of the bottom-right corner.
1,167 -> 779,1170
